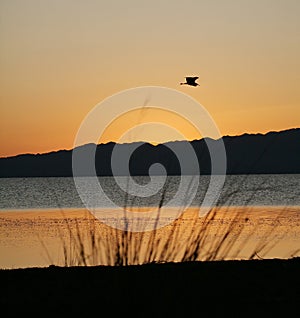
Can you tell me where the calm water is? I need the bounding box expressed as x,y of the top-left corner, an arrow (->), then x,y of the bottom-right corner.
0,174 -> 300,210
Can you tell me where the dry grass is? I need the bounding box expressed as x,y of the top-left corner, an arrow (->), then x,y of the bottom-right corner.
55,176 -> 300,267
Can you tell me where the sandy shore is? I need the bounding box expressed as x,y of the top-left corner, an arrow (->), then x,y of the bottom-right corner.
0,206 -> 300,269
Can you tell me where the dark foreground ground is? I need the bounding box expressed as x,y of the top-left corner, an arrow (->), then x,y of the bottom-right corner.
1,258 -> 300,317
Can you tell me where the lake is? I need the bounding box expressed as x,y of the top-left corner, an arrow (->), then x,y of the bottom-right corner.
1,174 -> 300,210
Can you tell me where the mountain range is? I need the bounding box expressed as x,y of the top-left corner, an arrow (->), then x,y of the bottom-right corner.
0,128 -> 299,177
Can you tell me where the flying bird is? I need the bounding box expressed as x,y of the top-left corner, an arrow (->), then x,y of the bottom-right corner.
180,76 -> 200,87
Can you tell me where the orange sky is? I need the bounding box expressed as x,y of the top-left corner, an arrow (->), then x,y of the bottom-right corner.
1,0 -> 299,157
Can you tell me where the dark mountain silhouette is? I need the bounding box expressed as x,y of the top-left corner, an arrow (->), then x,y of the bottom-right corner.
0,128 -> 299,177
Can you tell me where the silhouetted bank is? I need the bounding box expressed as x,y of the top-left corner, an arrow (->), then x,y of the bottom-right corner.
0,128 -> 299,177
1,258 -> 300,316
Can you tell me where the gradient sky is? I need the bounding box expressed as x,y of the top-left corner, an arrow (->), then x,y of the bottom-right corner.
1,0 -> 299,157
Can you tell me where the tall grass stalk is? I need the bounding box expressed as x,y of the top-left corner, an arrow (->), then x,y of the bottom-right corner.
53,175 -> 299,267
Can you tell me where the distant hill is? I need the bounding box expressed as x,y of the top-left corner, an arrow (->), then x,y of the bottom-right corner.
0,128 -> 299,177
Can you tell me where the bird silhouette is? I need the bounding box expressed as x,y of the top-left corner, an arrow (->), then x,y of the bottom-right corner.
180,76 -> 200,87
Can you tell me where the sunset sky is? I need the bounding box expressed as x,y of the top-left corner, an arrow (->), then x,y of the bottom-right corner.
1,0 -> 299,157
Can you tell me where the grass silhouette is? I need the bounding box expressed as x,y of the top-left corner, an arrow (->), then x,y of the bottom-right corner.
52,174 -> 299,267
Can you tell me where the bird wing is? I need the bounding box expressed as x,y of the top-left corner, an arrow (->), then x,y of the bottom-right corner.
186,76 -> 199,82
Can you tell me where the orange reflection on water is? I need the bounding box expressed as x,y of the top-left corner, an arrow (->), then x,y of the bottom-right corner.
0,206 -> 299,269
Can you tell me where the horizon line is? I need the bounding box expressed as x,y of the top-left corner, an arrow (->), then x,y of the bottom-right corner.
1,126 -> 299,159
